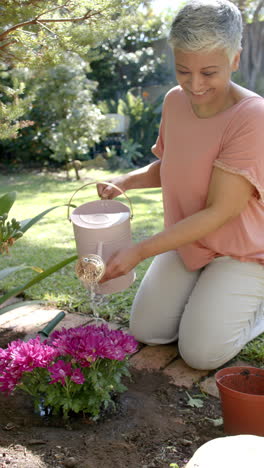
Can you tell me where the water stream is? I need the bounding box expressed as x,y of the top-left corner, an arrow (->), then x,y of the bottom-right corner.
88,284 -> 107,326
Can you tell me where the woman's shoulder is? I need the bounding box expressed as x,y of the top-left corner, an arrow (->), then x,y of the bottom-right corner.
224,90 -> 264,141
164,85 -> 183,100
227,84 -> 264,128
163,85 -> 187,112
231,83 -> 263,111
232,82 -> 260,100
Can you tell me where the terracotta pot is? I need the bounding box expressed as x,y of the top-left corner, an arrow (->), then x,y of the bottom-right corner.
215,366 -> 264,436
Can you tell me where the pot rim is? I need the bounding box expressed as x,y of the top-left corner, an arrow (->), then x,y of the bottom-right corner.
215,366 -> 264,399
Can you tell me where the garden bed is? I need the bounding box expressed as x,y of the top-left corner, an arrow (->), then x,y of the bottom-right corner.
0,329 -> 225,468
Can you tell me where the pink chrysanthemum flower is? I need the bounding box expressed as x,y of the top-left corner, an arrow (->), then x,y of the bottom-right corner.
70,368 -> 85,385
47,324 -> 138,364
0,337 -> 58,393
48,360 -> 73,385
0,324 -> 138,404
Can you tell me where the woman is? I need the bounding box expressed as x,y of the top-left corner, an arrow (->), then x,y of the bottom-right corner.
97,0 -> 264,370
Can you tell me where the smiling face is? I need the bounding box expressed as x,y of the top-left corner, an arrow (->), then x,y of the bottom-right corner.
174,48 -> 241,118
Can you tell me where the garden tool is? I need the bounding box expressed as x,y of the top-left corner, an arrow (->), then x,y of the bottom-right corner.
68,181 -> 135,294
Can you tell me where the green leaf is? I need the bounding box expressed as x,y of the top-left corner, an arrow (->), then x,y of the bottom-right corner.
185,392 -> 204,408
0,264 -> 43,281
0,300 -> 47,315
71,400 -> 82,413
205,417 -> 223,427
0,192 -> 16,216
20,204 -> 76,233
0,254 -> 78,306
38,383 -> 49,393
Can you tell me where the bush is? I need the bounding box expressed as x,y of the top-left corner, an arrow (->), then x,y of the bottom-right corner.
98,91 -> 162,166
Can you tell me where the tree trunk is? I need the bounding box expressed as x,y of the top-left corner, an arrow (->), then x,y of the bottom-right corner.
240,21 -> 264,91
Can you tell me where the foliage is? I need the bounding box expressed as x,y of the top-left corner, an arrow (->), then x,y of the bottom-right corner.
233,0 -> 264,22
0,3 -> 169,167
0,55 -> 115,167
0,94 -> 33,140
0,192 -> 24,254
0,324 -> 138,419
98,90 -> 162,165
0,66 -> 35,139
0,0 -> 142,67
121,139 -> 144,167
117,91 -> 162,164
32,56 -> 111,165
0,213 -> 23,255
185,392 -> 204,409
105,139 -> 144,169
0,254 -> 77,310
255,75 -> 264,96
0,191 -> 23,255
89,6 -> 171,102
0,0 -> 142,140
0,190 -> 77,310
238,335 -> 264,364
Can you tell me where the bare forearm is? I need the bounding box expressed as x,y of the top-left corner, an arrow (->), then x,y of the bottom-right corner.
123,160 -> 161,191
101,206 -> 232,283
137,206 -> 231,261
101,167 -> 254,283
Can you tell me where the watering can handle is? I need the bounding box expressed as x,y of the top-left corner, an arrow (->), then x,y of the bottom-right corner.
67,180 -> 133,221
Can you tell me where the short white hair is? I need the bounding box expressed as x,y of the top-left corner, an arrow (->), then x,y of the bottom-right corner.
168,0 -> 243,62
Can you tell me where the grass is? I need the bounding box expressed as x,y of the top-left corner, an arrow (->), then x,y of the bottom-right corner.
0,167 -> 163,323
238,335 -> 264,364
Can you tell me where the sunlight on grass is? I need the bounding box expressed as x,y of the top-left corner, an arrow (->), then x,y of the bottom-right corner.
0,168 -> 162,322
237,335 -> 264,366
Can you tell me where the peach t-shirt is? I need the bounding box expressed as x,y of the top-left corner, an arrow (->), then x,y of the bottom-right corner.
151,86 -> 264,271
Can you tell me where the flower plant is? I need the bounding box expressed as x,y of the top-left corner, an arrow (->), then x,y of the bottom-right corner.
0,190 -> 78,312
0,324 -> 138,419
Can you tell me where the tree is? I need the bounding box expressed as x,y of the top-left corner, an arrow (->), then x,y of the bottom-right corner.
89,7 -> 171,101
32,55 -> 112,168
0,0 -> 142,139
233,1 -> 264,90
234,0 -> 264,20
0,54 -> 117,169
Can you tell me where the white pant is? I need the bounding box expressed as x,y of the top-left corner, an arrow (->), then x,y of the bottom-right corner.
129,252 -> 264,370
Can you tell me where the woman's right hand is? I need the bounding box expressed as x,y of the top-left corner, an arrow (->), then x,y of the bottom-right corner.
96,175 -> 128,200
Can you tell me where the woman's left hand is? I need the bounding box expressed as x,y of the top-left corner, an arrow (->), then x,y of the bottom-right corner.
100,245 -> 142,283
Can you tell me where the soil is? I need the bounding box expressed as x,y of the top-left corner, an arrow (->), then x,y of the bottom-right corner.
0,329 -> 225,468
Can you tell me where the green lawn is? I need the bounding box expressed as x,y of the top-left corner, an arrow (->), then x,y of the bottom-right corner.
0,168 -> 163,323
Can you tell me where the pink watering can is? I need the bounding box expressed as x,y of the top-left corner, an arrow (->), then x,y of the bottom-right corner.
68,181 -> 136,294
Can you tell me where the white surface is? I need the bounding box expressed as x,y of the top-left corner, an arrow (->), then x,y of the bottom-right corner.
79,212 -> 129,228
186,435 -> 264,468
